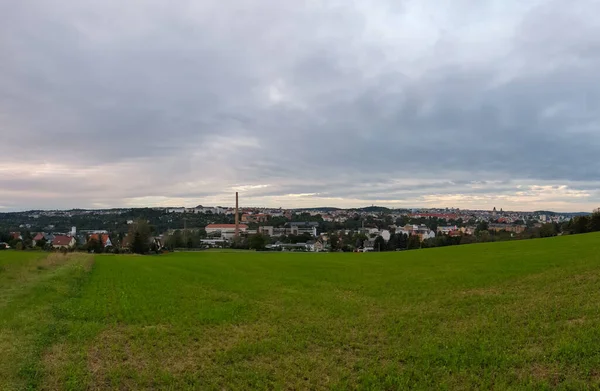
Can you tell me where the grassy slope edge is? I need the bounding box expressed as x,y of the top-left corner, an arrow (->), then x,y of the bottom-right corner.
0,252 -> 94,391
3,233 -> 600,390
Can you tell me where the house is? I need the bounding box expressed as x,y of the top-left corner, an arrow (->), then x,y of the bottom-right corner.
362,239 -> 375,252
89,234 -> 113,248
10,232 -> 22,241
32,232 -> 45,246
52,235 -> 76,249
205,224 -> 248,240
313,240 -> 325,252
306,240 -> 319,252
419,230 -> 436,241
437,225 -> 458,235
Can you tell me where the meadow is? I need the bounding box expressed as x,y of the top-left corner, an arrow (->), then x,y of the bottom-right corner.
1,233 -> 600,390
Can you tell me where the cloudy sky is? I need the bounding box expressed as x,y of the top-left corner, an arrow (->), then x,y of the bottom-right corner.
1,0 -> 600,212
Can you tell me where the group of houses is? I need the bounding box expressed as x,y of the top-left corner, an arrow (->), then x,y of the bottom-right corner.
7,227 -> 124,251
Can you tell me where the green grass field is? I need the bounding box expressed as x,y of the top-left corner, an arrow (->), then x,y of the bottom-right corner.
2,234 -> 600,390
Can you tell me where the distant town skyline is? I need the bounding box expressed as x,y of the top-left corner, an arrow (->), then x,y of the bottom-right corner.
2,1 -> 600,212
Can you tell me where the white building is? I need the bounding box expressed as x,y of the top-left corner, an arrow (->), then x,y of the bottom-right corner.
380,230 -> 391,241
205,224 -> 248,240
421,230 -> 436,240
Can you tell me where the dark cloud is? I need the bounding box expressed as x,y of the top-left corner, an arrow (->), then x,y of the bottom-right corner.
1,0 -> 600,211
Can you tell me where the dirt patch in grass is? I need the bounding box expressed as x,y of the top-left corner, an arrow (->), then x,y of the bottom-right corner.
517,363 -> 565,386
82,319 -> 392,390
85,323 -> 276,388
41,343 -> 71,391
566,317 -> 586,325
460,287 -> 501,296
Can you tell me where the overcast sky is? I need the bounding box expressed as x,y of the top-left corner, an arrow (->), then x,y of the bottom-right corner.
1,0 -> 600,212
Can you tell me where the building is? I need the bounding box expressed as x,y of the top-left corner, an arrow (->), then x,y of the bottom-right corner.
52,235 -> 76,249
241,213 -> 269,223
288,222 -> 318,237
306,240 -> 325,252
488,224 -> 526,234
273,243 -> 310,251
205,224 -> 248,240
437,225 -> 458,235
258,226 -> 274,236
420,230 -> 436,241
89,234 -> 113,248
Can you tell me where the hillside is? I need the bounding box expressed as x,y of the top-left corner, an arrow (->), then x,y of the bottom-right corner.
2,234 -> 600,389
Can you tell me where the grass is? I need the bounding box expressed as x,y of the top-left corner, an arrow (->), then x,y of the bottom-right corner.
1,233 -> 600,389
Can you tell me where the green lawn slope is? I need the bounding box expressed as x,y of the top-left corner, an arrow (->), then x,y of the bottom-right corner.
1,233 -> 600,390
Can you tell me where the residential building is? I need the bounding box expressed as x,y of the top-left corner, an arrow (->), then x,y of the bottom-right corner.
306,240 -> 325,252
288,222 -> 318,237
205,224 -> 248,240
52,235 -> 76,249
89,234 -> 113,248
437,225 -> 458,235
241,213 -> 269,223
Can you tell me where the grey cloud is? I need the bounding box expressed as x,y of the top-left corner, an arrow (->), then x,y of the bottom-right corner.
1,0 -> 600,211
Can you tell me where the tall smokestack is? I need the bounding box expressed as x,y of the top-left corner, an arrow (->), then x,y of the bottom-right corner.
235,192 -> 239,237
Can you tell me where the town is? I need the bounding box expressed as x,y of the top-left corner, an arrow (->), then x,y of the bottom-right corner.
1,194 -> 596,253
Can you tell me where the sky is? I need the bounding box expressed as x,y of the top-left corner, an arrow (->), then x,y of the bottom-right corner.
1,0 -> 600,212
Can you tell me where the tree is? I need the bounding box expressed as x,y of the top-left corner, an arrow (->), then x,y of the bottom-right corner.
398,233 -> 409,250
476,221 -> 489,233
387,233 -> 400,251
86,238 -> 103,253
572,216 -> 591,234
589,211 -> 600,232
373,236 -> 386,252
36,238 -> 47,248
168,230 -> 184,248
477,230 -> 491,242
131,231 -> 145,254
129,219 -> 152,254
0,232 -> 10,243
249,234 -> 267,251
329,234 -> 340,252
407,235 -> 421,250
460,234 -> 477,245
539,223 -> 557,238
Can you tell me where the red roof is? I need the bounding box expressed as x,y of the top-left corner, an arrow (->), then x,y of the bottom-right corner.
53,235 -> 73,246
206,224 -> 248,229
89,234 -> 110,246
33,233 -> 45,241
